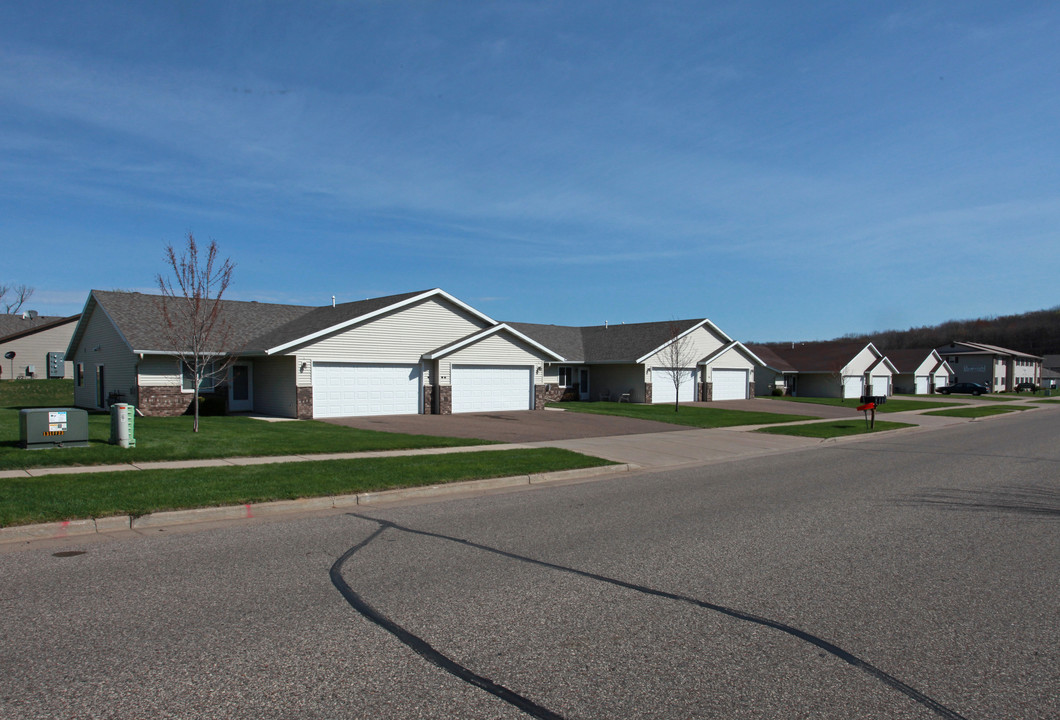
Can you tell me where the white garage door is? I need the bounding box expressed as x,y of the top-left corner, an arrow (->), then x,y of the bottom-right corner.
652,368 -> 696,404
871,375 -> 890,397
452,365 -> 533,413
712,369 -> 749,401
915,375 -> 929,395
842,376 -> 864,399
312,362 -> 420,418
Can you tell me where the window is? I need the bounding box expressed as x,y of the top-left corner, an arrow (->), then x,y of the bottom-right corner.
181,360 -> 215,392
558,366 -> 573,387
76,362 -> 84,387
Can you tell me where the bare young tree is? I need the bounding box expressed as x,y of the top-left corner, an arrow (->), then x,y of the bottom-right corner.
656,322 -> 698,412
156,233 -> 236,432
1,284 -> 35,314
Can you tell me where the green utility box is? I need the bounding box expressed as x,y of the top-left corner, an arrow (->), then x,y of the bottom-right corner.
19,408 -> 90,450
110,403 -> 136,448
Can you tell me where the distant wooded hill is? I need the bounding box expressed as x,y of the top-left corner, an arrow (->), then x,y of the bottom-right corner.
763,306 -> 1060,356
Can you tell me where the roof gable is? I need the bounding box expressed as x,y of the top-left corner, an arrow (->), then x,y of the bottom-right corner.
508,318 -> 726,364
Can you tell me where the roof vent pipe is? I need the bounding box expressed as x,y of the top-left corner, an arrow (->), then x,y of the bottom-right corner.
332,295 -> 336,308
605,320 -> 608,329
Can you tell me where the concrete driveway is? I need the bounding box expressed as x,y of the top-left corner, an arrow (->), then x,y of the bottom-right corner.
320,408 -> 689,442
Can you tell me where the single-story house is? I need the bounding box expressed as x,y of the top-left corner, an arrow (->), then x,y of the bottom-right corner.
936,342 -> 1042,392
745,344 -> 798,397
885,349 -> 953,395
507,319 -> 765,404
0,312 -> 80,380
744,342 -> 896,399
65,289 -> 562,418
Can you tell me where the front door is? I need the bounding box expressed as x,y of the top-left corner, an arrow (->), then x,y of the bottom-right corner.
229,363 -> 253,412
578,368 -> 590,401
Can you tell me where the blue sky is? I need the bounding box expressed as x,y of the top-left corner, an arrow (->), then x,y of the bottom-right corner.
2,1 -> 1057,341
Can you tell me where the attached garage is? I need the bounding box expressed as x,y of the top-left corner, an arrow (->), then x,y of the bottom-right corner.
312,362 -> 420,418
711,368 -> 749,401
652,368 -> 696,404
915,375 -> 929,395
842,375 -> 864,399
452,365 -> 533,413
870,375 -> 890,397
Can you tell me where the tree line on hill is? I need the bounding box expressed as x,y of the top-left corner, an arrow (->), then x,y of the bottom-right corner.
763,306 -> 1060,357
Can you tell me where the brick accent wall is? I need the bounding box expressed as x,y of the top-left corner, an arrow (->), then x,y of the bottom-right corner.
437,385 -> 452,415
296,387 -> 313,419
644,382 -> 652,404
138,386 -> 194,417
423,384 -> 434,414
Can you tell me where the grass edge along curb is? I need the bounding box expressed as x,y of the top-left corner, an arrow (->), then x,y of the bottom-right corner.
753,420 -> 915,439
921,405 -> 1031,418
0,448 -> 615,529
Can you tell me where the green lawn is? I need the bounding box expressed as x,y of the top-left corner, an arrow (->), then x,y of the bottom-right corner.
0,448 -> 614,527
1031,397 -> 1060,404
546,401 -> 818,428
759,395 -> 960,413
755,420 -> 915,438
1,379 -> 488,470
921,405 -> 1032,418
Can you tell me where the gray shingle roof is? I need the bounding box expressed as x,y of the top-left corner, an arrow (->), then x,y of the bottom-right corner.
882,349 -> 938,373
0,314 -> 79,341
749,342 -> 874,373
88,289 -> 433,354
506,319 -> 704,363
744,344 -> 797,372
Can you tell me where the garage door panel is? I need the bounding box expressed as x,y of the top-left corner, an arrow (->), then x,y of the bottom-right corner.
452,365 -> 532,413
313,363 -> 420,418
712,369 -> 748,401
842,376 -> 863,399
652,368 -> 696,404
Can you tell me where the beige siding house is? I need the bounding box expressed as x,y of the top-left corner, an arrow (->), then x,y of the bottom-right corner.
509,318 -> 763,405
0,314 -> 79,381
65,289 -> 563,418
744,342 -> 896,399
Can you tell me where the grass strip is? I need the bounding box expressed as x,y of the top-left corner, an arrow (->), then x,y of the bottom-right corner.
754,420 -> 914,438
545,402 -> 817,428
0,413 -> 489,470
759,396 -> 959,413
0,448 -> 614,527
921,405 -> 1031,418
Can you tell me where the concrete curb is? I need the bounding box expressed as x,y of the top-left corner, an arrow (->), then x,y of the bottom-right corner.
0,463 -> 631,544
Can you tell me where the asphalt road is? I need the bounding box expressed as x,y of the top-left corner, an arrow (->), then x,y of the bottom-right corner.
1,410 -> 1057,719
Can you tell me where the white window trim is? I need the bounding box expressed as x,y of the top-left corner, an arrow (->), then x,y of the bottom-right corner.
181,360 -> 216,393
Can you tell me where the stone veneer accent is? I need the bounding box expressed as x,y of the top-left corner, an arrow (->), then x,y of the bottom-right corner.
704,382 -> 713,402
437,385 -> 453,415
296,387 -> 313,419
137,386 -> 195,417
748,381 -> 755,399
643,382 -> 652,404
535,385 -> 548,410
422,384 -> 434,414
541,383 -> 578,404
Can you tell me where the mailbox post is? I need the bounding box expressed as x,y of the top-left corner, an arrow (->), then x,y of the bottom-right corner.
858,395 -> 887,430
